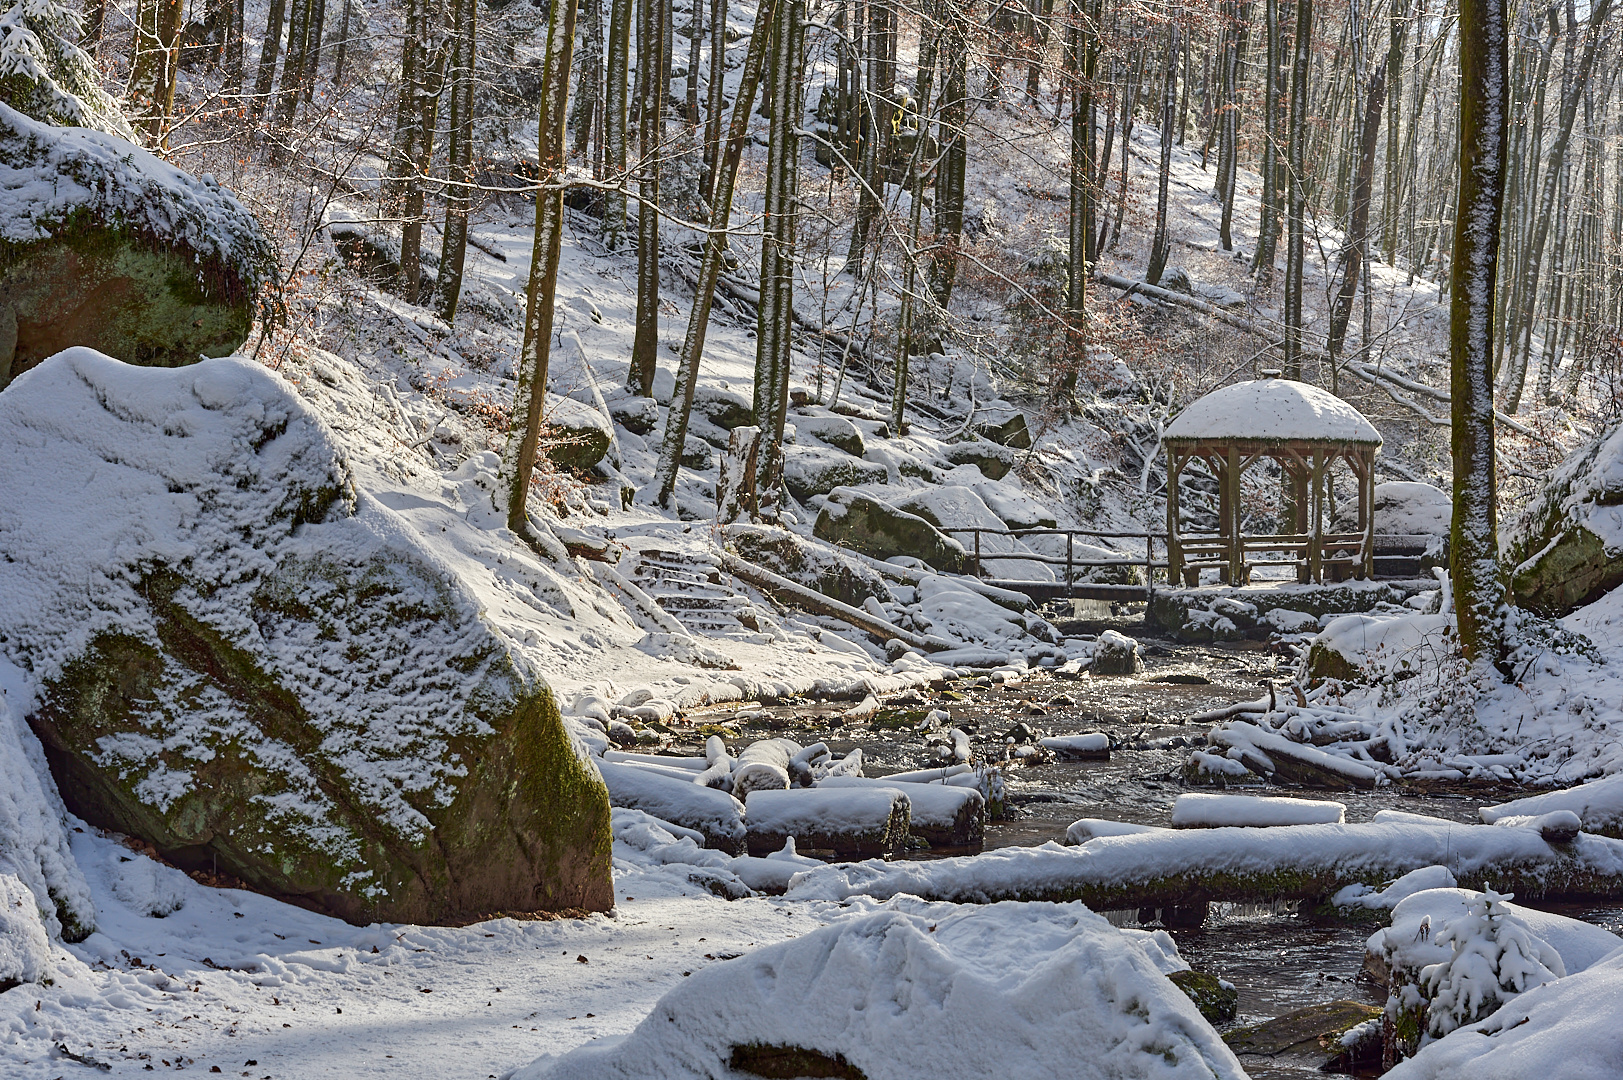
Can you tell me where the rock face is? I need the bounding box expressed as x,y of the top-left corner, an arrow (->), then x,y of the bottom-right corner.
813,488 -> 970,574
0,104 -> 271,391
1505,426 -> 1623,616
0,350 -> 613,925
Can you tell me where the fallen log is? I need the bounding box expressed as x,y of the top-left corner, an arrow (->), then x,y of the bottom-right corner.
781,820 -> 1623,911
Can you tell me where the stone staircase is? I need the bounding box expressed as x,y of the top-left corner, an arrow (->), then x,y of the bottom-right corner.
626,547 -> 762,637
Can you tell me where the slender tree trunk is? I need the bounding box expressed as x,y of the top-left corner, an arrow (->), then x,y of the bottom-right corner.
331,0 -> 350,87
502,0 -> 582,538
754,0 -> 806,514
928,3 -> 968,309
702,0 -> 727,199
1281,0 -> 1311,377
225,0 -> 246,89
653,0 -> 780,506
575,0 -> 604,156
1253,0 -> 1284,280
605,0 -> 632,246
436,0 -> 478,322
893,5 -> 939,430
1325,59 -> 1386,363
271,0 -> 314,132
251,0 -> 287,119
629,0 -> 667,394
1146,21 -> 1180,285
685,0 -> 702,125
1450,0 -> 1509,667
129,0 -> 183,140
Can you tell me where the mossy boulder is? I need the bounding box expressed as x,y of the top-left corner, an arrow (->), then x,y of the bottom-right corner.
543,394 -> 614,471
693,384 -> 755,430
813,487 -> 970,574
973,410 -> 1032,450
1504,425 -> 1623,616
941,438 -> 1016,480
726,523 -> 895,609
0,103 -> 271,392
793,412 -> 866,456
782,445 -> 888,503
0,350 -> 613,925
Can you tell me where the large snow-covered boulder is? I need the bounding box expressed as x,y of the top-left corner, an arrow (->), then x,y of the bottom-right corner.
0,350 -> 613,925
0,104 -> 271,390
514,899 -> 1249,1080
813,488 -> 970,573
783,444 -> 888,502
1374,482 -> 1451,536
542,394 -> 613,470
725,524 -> 895,608
1504,425 -> 1623,615
1480,775 -> 1623,839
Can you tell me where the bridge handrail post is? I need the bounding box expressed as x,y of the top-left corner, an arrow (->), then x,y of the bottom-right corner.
1067,532 -> 1074,598
974,530 -> 981,578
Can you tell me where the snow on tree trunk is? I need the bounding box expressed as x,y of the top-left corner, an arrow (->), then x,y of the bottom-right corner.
1450,0 -> 1509,666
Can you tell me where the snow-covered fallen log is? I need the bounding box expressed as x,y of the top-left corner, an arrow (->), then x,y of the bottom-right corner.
1065,819 -> 1169,844
1170,793 -> 1346,828
781,821 -> 1623,910
819,775 -> 985,849
743,787 -> 912,858
1039,732 -> 1111,759
1481,775 -> 1623,838
597,761 -> 747,855
1207,721 -> 1382,789
718,551 -> 955,652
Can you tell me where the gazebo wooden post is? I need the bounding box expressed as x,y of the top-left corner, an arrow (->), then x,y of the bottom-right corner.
1227,443 -> 1243,585
1308,447 -> 1326,583
1166,449 -> 1183,585
1361,448 -> 1376,579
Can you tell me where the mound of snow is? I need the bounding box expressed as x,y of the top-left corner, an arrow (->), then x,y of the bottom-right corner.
1376,888 -> 1622,981
514,899 -> 1248,1080
1374,482 -> 1452,537
1481,774 -> 1623,836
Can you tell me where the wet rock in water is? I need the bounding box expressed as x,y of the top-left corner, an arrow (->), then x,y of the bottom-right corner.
1152,673 -> 1211,685
1223,1000 -> 1382,1060
812,488 -> 970,574
1505,424 -> 1623,615
1089,629 -> 1145,675
0,105 -> 271,391
783,445 -> 889,502
1167,969 -> 1238,1023
543,394 -> 614,470
2,351 -> 614,925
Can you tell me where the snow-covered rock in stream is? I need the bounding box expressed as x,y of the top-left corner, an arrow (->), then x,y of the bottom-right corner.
598,760 -> 747,854
1505,424 -> 1623,616
744,786 -> 912,857
0,104 -> 271,390
0,350 -> 613,925
1170,793 -> 1345,828
513,898 -> 1250,1080
819,774 -> 985,849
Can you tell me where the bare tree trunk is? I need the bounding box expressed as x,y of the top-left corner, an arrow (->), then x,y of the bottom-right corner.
1146,20 -> 1180,285
605,0 -> 632,247
575,0 -> 604,156
436,0 -> 478,322
502,0 -> 582,538
753,0 -> 806,515
686,0 -> 702,126
1281,0 -> 1310,377
1450,0 -> 1509,667
1325,59 -> 1386,364
653,0 -> 780,506
701,0 -> 727,200
129,0 -> 183,140
629,0 -> 667,395
928,2 -> 968,309
251,0 -> 287,119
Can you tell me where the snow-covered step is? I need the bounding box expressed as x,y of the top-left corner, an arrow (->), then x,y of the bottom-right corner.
623,547 -> 762,637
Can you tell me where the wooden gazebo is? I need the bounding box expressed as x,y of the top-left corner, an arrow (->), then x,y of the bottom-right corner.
1162,373 -> 1382,586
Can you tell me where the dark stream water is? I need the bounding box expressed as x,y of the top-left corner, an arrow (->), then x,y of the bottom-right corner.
679,612 -> 1621,1077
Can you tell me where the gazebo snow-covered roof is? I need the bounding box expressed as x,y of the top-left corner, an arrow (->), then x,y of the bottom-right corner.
1162,377 -> 1382,447
1161,373 -> 1382,586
